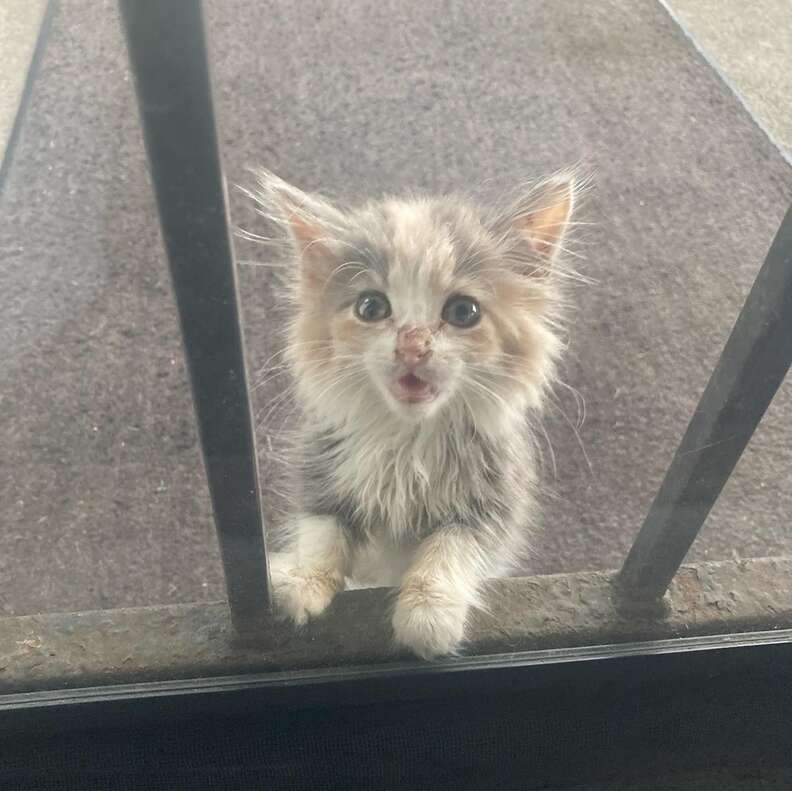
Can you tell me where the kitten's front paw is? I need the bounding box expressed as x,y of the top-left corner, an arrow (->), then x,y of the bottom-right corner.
270,558 -> 343,626
392,584 -> 467,660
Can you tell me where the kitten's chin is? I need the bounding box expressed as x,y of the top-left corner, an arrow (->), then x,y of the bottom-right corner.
391,398 -> 442,421
383,386 -> 450,423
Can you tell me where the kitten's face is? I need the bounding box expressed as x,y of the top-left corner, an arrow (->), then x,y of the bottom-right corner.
259,174 -> 576,431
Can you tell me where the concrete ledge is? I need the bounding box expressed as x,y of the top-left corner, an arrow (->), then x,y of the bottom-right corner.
1,557 -> 791,694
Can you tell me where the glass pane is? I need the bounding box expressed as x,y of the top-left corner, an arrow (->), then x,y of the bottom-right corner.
1,0 -> 791,698
0,1 -> 224,618
228,0 -> 792,656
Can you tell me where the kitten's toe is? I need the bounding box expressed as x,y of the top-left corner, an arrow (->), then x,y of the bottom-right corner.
272,567 -> 343,625
392,588 -> 467,660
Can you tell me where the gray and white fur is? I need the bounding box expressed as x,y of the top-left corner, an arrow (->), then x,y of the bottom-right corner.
246,169 -> 581,659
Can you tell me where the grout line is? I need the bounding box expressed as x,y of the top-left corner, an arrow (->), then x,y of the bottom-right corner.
656,0 -> 792,170
0,0 -> 57,199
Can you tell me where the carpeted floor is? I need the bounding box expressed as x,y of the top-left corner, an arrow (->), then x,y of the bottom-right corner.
1,0 -> 791,617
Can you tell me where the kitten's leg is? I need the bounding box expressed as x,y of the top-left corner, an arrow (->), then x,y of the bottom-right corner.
270,515 -> 348,625
392,528 -> 497,659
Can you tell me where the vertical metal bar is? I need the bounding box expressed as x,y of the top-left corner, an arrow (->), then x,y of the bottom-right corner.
119,0 -> 270,631
620,206 -> 792,599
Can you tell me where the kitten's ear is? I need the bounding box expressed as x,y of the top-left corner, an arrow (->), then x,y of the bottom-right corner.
254,169 -> 346,277
503,174 -> 578,267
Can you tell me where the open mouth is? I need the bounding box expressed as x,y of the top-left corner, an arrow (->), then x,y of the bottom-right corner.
393,372 -> 437,404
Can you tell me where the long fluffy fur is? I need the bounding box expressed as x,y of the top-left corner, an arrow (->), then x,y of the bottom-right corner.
244,169 -> 584,659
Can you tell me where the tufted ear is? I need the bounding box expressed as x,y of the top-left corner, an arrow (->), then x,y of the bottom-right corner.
254,169 -> 348,282
505,173 -> 577,263
487,172 -> 581,279
511,175 -> 576,262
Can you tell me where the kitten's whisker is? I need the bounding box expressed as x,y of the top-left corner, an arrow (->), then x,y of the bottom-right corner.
235,256 -> 292,268
321,260 -> 370,296
307,370 -> 370,411
546,394 -> 593,473
250,370 -> 291,393
254,340 -> 336,376
464,377 -> 517,416
523,235 -> 588,262
535,418 -> 558,481
253,356 -> 369,400
533,220 -> 596,229
257,381 -> 301,427
554,379 -> 586,429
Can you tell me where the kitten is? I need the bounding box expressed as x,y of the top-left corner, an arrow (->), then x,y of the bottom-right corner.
251,169 -> 579,659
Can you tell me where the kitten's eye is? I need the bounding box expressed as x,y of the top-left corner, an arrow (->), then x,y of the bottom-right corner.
442,295 -> 481,328
354,291 -> 391,322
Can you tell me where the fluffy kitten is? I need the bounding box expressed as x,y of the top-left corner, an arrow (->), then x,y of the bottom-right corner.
251,170 -> 579,659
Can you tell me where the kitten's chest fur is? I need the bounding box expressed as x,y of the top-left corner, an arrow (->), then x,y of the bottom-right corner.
300,414 -> 522,545
335,428 -> 463,539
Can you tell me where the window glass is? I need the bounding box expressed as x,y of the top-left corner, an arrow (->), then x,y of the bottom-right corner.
1,0 -> 791,690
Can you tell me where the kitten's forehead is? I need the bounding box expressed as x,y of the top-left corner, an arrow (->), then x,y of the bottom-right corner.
385,201 -> 453,262
367,198 -> 487,282
383,200 -> 457,293
323,197 -> 495,315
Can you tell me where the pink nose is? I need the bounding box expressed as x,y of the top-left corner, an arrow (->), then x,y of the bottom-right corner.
396,325 -> 433,368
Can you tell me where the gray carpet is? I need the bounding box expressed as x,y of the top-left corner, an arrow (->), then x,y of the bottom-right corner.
1,0 -> 791,617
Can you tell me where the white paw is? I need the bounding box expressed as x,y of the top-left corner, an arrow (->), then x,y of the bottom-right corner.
270,556 -> 343,626
392,586 -> 468,660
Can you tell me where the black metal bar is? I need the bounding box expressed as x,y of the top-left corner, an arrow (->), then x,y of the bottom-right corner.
0,0 -> 56,196
620,206 -> 792,599
119,0 -> 270,630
